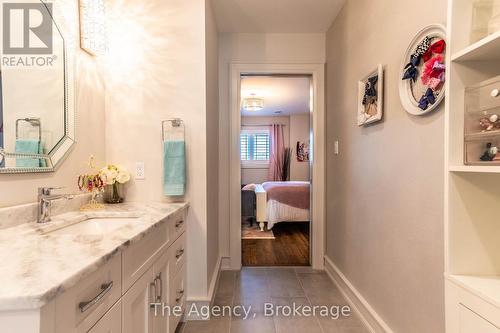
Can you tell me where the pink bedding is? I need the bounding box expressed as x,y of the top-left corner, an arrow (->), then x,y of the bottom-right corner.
261,181 -> 310,210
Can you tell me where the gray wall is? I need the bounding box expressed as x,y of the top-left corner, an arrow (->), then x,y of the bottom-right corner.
325,0 -> 446,332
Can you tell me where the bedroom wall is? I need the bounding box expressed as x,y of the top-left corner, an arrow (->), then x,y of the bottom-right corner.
219,33 -> 325,261
289,114 -> 310,181
240,116 -> 289,184
325,0 -> 445,332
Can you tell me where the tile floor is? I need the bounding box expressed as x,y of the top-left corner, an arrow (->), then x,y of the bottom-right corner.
178,267 -> 369,333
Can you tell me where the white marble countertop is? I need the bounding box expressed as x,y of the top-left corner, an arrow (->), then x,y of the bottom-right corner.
0,201 -> 188,311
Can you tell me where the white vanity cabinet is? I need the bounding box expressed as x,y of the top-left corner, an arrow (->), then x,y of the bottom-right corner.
51,207 -> 188,333
122,265 -> 155,333
88,301 -> 122,333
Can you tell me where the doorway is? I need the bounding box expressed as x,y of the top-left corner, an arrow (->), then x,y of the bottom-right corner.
229,63 -> 326,270
239,74 -> 312,266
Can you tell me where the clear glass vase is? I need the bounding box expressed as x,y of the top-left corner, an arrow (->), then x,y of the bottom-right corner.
104,182 -> 124,204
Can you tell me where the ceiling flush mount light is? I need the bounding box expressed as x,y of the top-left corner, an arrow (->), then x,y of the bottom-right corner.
242,94 -> 264,111
79,0 -> 107,56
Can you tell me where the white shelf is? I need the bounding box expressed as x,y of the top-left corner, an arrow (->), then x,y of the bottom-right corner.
449,165 -> 500,173
447,274 -> 500,309
452,31 -> 500,62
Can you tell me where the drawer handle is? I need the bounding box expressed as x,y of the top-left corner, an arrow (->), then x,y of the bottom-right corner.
156,272 -> 163,302
175,249 -> 185,259
175,220 -> 184,228
491,89 -> 499,98
176,289 -> 184,303
79,281 -> 113,313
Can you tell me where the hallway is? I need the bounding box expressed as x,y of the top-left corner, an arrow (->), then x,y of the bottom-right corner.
180,267 -> 368,333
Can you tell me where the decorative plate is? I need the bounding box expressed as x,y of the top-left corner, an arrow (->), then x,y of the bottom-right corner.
399,24 -> 446,116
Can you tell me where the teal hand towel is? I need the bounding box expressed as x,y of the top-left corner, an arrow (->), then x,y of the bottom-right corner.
15,139 -> 42,168
163,140 -> 186,196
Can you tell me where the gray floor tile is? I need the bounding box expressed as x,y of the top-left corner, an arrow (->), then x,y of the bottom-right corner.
181,266 -> 370,333
267,269 -> 305,298
318,313 -> 368,333
182,317 -> 231,333
230,316 -> 276,333
216,270 -> 237,297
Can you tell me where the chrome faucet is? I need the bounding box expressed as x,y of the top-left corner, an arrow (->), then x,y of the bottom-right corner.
37,187 -> 74,223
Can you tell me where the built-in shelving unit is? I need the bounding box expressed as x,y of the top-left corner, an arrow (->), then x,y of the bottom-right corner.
445,1 -> 500,332
451,30 -> 500,62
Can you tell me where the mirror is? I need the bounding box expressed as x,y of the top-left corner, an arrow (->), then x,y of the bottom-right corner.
0,0 -> 75,173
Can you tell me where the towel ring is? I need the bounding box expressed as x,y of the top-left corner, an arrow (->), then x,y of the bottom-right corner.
16,118 -> 41,142
162,118 -> 184,142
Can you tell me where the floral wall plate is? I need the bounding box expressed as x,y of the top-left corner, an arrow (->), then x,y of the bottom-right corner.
399,24 -> 446,116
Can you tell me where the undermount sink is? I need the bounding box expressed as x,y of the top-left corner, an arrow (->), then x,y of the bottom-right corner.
47,217 -> 139,235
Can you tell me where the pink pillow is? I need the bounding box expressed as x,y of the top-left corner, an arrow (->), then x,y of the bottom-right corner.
242,184 -> 256,191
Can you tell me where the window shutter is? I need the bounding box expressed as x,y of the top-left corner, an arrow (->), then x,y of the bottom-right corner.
254,134 -> 270,161
240,134 -> 250,160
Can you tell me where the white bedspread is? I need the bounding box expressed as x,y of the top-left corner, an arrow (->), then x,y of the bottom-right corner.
266,199 -> 310,229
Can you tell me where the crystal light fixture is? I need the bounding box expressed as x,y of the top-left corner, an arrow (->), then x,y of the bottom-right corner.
242,94 -> 264,111
79,0 -> 107,56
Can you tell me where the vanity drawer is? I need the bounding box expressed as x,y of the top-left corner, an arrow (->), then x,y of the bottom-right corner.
170,232 -> 186,276
169,264 -> 186,333
169,209 -> 186,242
55,254 -> 122,333
122,222 -> 169,292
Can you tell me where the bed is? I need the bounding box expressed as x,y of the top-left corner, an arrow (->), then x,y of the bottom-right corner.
254,181 -> 310,231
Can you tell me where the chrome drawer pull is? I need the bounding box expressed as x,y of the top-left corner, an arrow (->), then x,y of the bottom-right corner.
175,249 -> 185,259
175,220 -> 184,228
79,281 -> 113,313
176,289 -> 184,303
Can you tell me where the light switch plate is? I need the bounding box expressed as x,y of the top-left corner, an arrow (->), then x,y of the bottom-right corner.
135,162 -> 145,180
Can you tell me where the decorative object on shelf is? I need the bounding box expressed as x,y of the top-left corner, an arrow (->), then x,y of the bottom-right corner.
480,142 -> 500,161
399,24 -> 446,116
296,141 -> 310,162
464,75 -> 500,165
77,155 -> 106,210
479,114 -> 500,131
100,164 -> 130,204
357,64 -> 384,126
79,0 -> 107,55
242,93 -> 264,112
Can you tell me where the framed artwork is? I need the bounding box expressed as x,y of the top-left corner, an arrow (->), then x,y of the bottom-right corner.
358,64 -> 384,126
296,141 -> 309,162
399,24 -> 446,116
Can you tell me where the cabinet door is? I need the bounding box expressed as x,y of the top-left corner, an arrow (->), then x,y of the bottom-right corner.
122,266 -> 155,333
88,300 -> 122,333
152,249 -> 171,333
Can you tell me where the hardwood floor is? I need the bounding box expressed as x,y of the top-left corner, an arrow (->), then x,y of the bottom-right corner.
242,222 -> 310,266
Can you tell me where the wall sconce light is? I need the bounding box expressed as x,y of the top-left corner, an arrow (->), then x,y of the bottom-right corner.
79,0 -> 107,55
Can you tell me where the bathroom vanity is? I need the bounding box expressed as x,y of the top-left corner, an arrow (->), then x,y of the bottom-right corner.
0,202 -> 188,333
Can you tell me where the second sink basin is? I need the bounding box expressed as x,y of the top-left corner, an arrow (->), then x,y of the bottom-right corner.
48,217 -> 139,235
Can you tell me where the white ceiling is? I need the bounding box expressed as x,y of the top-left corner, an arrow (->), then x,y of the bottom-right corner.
212,0 -> 345,33
240,76 -> 311,117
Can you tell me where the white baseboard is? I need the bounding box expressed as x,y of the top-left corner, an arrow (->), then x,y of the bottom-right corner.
220,257 -> 231,270
324,255 -> 393,333
185,256 -> 222,321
